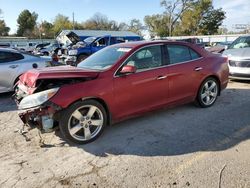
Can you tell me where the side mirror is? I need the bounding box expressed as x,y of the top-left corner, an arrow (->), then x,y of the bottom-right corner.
120,65 -> 137,75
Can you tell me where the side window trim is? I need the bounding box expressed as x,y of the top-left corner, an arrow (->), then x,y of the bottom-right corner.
114,44 -> 165,77
166,44 -> 203,66
163,45 -> 170,66
0,51 -> 24,63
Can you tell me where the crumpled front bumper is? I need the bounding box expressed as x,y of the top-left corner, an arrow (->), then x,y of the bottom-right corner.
18,101 -> 62,132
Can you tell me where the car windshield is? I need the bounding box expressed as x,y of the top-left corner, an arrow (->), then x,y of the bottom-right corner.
84,37 -> 97,44
77,46 -> 132,70
229,36 -> 250,49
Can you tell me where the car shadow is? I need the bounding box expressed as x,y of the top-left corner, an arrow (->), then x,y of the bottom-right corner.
72,88 -> 250,157
0,92 -> 17,112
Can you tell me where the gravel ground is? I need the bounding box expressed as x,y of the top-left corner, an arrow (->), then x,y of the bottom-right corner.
0,80 -> 250,188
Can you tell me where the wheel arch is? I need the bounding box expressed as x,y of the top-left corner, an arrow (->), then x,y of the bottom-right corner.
199,75 -> 221,96
68,97 -> 112,126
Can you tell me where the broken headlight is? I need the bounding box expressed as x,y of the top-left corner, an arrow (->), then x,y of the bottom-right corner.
18,88 -> 59,110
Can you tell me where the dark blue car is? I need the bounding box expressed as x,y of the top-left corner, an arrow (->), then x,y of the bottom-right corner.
65,35 -> 141,65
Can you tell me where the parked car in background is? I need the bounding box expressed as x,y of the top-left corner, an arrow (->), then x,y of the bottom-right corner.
65,35 -> 141,65
176,38 -> 205,48
33,43 -> 63,56
0,48 -> 51,93
18,42 -> 37,53
34,42 -> 51,51
0,42 -> 11,48
223,35 -> 250,80
15,41 -> 229,144
207,42 -> 232,54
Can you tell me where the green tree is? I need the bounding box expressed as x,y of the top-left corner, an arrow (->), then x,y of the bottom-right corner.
160,0 -> 194,36
144,14 -> 170,37
83,13 -> 116,30
0,9 -> 10,36
127,19 -> 144,35
73,21 -> 84,30
0,20 -> 10,36
145,0 -> 226,37
53,14 -> 72,35
83,13 -> 133,31
17,9 -> 38,37
39,21 -> 54,38
181,0 -> 225,35
198,8 -> 225,35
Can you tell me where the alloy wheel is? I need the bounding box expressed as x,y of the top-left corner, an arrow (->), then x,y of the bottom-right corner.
68,105 -> 104,141
200,80 -> 218,106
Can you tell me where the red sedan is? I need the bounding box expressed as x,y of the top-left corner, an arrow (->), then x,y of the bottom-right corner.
15,41 -> 229,144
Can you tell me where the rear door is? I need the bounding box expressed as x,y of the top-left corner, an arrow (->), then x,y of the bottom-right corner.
0,51 -> 24,92
166,44 -> 205,103
113,44 -> 169,119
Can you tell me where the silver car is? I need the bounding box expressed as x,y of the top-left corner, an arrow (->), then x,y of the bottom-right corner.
223,35 -> 250,80
0,48 -> 51,93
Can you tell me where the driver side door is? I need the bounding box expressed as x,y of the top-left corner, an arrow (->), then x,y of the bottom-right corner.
113,45 -> 169,120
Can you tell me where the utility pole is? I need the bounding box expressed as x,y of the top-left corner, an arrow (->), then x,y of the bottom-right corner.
72,12 -> 75,30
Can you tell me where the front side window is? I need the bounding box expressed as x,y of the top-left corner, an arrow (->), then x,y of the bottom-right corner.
167,45 -> 201,65
123,45 -> 163,72
0,51 -> 24,63
94,38 -> 107,47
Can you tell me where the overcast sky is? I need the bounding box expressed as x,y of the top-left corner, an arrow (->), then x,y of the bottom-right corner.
0,0 -> 249,34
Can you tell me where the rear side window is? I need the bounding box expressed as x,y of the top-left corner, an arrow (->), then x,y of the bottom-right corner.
0,51 -> 24,63
167,45 -> 201,65
190,48 -> 201,59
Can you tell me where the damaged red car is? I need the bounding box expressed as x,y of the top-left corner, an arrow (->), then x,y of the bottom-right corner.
14,41 -> 229,144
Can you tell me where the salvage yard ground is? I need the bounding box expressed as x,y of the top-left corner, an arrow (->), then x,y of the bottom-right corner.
0,80 -> 250,188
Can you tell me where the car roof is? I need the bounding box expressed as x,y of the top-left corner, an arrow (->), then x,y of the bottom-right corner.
113,40 -> 200,48
112,40 -> 209,56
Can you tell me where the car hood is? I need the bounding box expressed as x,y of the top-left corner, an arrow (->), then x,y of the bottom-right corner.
223,48 -> 250,59
19,65 -> 100,88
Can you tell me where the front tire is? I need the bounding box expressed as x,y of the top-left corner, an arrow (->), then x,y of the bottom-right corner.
196,77 -> 219,108
59,100 -> 107,144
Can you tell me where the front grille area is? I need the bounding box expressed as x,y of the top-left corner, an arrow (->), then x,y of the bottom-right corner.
229,60 -> 250,68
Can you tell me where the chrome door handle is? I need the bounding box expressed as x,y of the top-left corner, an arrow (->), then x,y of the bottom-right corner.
194,67 -> 203,71
9,65 -> 19,69
157,75 -> 167,80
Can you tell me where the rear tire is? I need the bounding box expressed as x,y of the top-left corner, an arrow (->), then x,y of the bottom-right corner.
59,100 -> 107,144
196,77 -> 219,108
